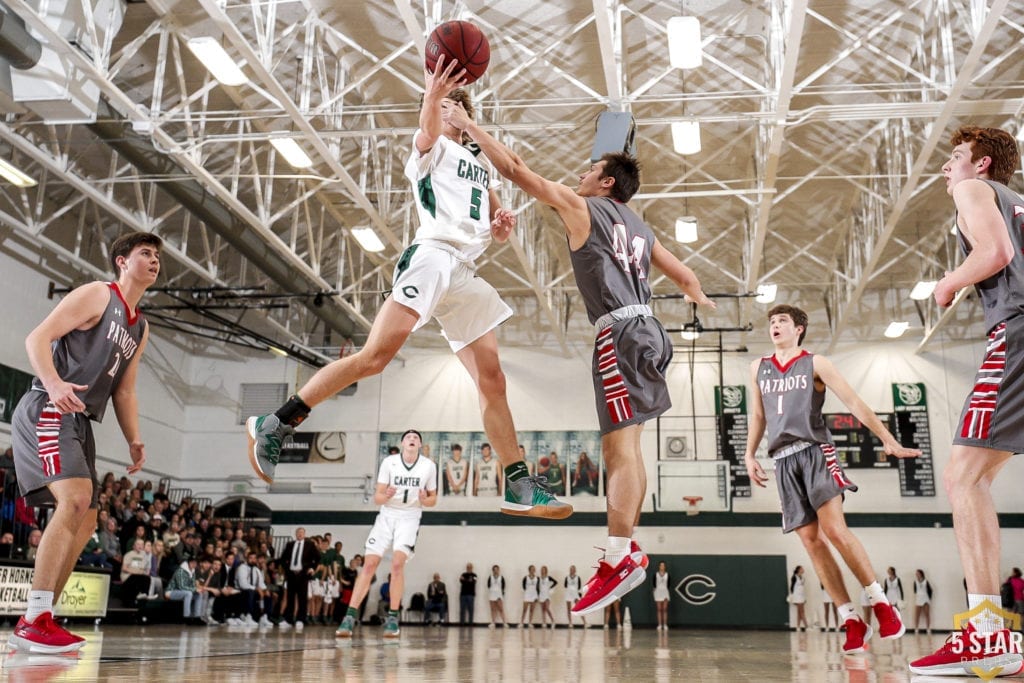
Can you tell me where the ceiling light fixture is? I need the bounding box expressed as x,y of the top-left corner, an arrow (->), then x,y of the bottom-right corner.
671,121 -> 701,155
667,17 -> 703,69
909,280 -> 937,301
884,321 -> 910,338
755,284 -> 778,304
0,158 -> 36,188
675,216 -> 698,243
186,37 -> 247,86
351,228 -> 385,253
270,138 -> 314,169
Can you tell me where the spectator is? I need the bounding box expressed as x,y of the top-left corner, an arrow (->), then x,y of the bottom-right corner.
236,551 -> 272,627
538,566 -> 557,629
425,573 -> 448,625
193,556 -> 216,623
378,573 -> 392,621
323,568 -> 340,625
884,566 -> 904,608
79,529 -> 111,568
603,599 -> 621,629
24,529 -> 42,562
565,565 -> 586,628
652,561 -> 671,631
914,569 -> 933,634
790,566 -> 808,631
487,564 -> 508,628
521,565 -> 539,628
1007,568 -> 1024,616
308,556 -> 327,625
338,555 -> 360,618
207,558 -> 235,625
264,558 -> 285,624
459,563 -> 477,625
165,557 -> 199,622
121,538 -> 152,599
229,528 -> 247,556
98,518 -> 122,576
822,582 -> 838,632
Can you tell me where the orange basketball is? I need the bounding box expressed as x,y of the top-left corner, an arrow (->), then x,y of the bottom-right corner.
425,20 -> 490,85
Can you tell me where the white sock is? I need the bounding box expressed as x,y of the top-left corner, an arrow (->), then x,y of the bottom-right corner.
605,536 -> 630,566
968,593 -> 1004,633
26,590 -> 54,623
838,603 -> 858,623
864,581 -> 888,606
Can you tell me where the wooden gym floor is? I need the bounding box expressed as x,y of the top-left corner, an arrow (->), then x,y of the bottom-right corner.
0,622 -> 958,682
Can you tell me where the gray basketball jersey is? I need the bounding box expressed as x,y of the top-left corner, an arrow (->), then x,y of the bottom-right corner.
957,180 -> 1024,332
569,197 -> 654,324
30,283 -> 146,422
757,351 -> 832,455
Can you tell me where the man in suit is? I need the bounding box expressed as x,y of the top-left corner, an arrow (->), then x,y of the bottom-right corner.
280,527 -> 318,629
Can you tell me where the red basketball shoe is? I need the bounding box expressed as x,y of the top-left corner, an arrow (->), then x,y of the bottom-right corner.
910,623 -> 1023,677
630,540 -> 649,570
7,613 -> 85,654
571,555 -> 646,617
842,617 -> 872,654
872,601 -> 905,639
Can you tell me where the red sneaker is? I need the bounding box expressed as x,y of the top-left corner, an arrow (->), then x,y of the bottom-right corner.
7,613 -> 86,654
842,617 -> 872,654
571,555 -> 646,617
910,623 -> 1024,677
630,540 -> 649,570
872,601 -> 905,639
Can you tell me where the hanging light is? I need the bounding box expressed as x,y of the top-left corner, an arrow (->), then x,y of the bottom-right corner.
667,17 -> 703,69
186,37 -> 247,86
755,284 -> 778,304
909,281 -> 937,300
675,217 -> 698,243
270,138 -> 314,169
0,158 -> 36,187
884,321 -> 910,338
671,121 -> 701,155
680,320 -> 701,341
351,228 -> 385,253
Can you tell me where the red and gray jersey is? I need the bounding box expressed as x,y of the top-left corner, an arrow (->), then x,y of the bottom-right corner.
29,283 -> 146,422
957,180 -> 1024,333
569,197 -> 654,325
757,351 -> 832,456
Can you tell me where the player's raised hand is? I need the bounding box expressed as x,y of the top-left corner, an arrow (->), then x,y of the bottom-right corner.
745,456 -> 769,488
424,53 -> 466,98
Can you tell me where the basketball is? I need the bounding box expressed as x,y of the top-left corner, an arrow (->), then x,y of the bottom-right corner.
539,456 -> 550,467
425,20 -> 490,85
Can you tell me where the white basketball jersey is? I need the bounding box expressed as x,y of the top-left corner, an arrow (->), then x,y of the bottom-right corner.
476,456 -> 499,493
377,454 -> 438,516
447,458 -> 468,490
404,132 -> 499,261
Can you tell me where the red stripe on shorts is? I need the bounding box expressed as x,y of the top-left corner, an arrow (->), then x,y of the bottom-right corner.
961,323 -> 1007,441
36,403 -> 63,477
597,326 -> 634,425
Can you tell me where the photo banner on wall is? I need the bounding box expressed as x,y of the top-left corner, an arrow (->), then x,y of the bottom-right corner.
377,430 -> 601,498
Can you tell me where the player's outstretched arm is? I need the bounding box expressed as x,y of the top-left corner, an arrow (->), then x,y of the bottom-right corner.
112,323 -> 149,474
743,359 -> 770,487
416,55 -> 467,155
651,239 -> 715,309
812,355 -> 921,459
934,179 -> 1014,306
